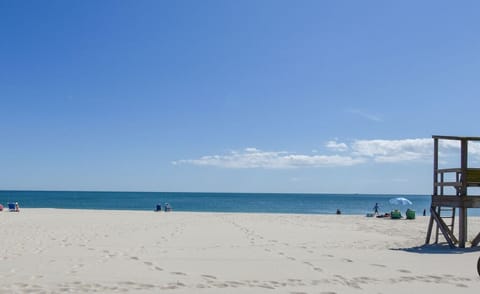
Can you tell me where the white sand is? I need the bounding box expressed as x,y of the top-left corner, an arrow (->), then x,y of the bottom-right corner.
1,209 -> 479,293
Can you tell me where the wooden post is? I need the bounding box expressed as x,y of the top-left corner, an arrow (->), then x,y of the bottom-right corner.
459,139 -> 468,248
426,209 -> 434,244
426,138 -> 439,245
433,138 -> 438,196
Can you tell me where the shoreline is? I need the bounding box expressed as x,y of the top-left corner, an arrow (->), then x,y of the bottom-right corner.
1,209 -> 479,293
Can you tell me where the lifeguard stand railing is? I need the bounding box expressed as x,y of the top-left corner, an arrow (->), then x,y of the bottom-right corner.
425,135 -> 480,248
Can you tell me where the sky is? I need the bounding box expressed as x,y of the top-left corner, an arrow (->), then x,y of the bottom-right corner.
1,0 -> 480,194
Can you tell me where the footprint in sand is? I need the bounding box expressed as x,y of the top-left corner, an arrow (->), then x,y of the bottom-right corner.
170,272 -> 187,276
303,261 -> 322,271
202,275 -> 217,279
370,263 -> 387,268
258,284 -> 275,289
397,269 -> 411,273
69,263 -> 85,274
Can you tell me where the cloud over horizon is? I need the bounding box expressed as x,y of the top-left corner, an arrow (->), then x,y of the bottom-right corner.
174,147 -> 365,169
350,138 -> 432,163
174,138 -> 480,169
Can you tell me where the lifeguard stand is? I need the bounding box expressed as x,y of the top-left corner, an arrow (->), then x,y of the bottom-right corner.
425,135 -> 480,248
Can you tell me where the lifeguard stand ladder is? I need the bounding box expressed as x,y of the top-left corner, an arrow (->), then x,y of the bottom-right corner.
425,135 -> 480,248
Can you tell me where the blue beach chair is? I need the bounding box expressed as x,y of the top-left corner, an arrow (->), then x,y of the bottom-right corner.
8,202 -> 19,212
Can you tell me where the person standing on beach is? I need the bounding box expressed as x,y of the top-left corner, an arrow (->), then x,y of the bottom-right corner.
373,203 -> 379,215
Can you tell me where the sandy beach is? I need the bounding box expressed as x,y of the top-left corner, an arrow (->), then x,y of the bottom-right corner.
1,209 -> 479,293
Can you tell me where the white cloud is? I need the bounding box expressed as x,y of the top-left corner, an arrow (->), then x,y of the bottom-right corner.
174,138 -> 480,169
174,148 -> 364,169
326,140 -> 348,152
351,138 -> 432,163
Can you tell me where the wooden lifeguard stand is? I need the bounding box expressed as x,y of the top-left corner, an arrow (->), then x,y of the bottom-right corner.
425,135 -> 480,248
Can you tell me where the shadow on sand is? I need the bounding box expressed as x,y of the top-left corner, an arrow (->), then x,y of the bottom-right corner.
392,243 -> 480,254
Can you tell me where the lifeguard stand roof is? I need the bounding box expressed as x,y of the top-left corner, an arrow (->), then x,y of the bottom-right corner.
432,135 -> 480,141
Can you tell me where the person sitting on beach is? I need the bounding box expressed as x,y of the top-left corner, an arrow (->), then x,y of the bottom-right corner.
336,209 -> 341,215
164,203 -> 172,212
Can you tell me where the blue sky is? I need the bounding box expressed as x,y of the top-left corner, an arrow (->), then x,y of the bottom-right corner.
1,1 -> 480,194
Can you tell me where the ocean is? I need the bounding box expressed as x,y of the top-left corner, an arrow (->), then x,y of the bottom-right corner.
1,190 -> 472,216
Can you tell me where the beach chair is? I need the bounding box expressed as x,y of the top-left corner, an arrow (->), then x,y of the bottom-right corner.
406,209 -> 416,219
8,202 -> 19,212
390,210 -> 402,219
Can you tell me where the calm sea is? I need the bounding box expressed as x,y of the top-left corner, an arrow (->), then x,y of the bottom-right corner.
3,190 -> 474,216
